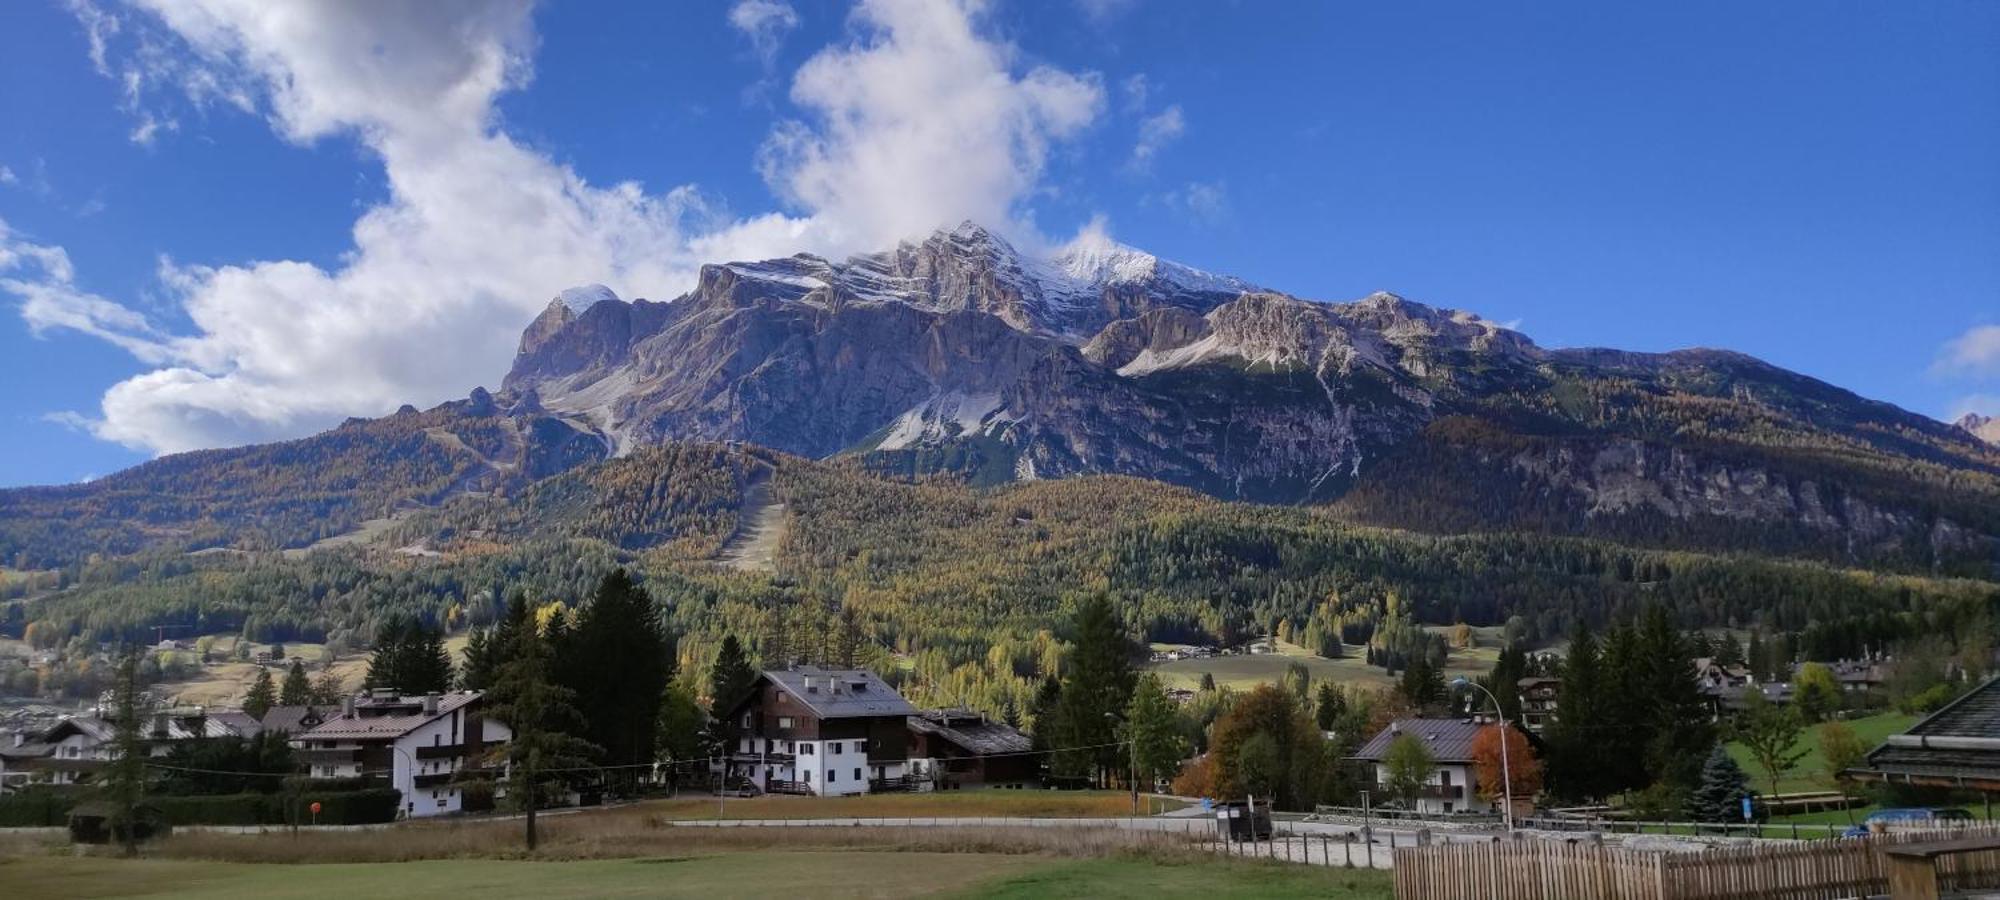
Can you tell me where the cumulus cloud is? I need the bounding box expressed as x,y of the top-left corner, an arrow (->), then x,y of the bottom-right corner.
1933,324 -> 2000,378
1077,0 -> 1137,23
1129,104 -> 1183,169
761,0 -> 1103,249
16,0 -> 1104,455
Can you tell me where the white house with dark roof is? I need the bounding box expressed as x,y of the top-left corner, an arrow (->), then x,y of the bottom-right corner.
0,706 -> 264,794
724,666 -> 918,796
1349,718 -> 1495,816
294,691 -> 510,819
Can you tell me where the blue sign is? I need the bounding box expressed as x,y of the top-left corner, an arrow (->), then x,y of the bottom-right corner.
1741,796 -> 1754,822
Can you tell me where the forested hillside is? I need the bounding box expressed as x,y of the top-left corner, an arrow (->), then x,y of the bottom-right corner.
9,443 -> 1993,718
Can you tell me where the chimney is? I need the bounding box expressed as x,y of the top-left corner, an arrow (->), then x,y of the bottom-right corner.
422,694 -> 439,716
341,695 -> 356,718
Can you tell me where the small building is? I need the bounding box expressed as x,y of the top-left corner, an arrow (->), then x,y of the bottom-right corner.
1349,718 -> 1493,816
1850,675 -> 2000,794
725,666 -> 918,796
0,706 -> 263,794
1830,659 -> 1891,695
293,691 -> 510,819
1692,658 -> 1753,692
1516,677 -> 1560,734
906,708 -> 1035,790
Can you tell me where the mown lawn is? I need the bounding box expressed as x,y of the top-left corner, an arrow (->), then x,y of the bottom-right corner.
1725,711 -> 1916,795
0,852 -> 1393,899
1148,639 -> 1494,691
641,789 -> 1183,820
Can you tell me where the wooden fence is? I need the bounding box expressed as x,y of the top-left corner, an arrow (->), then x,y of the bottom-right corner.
1392,824 -> 2000,900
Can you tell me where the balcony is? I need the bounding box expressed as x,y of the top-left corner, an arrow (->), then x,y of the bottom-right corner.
415,743 -> 472,760
412,772 -> 457,789
731,750 -> 796,764
1377,783 -> 1465,801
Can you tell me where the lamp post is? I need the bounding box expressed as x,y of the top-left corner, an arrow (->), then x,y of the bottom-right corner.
1452,676 -> 1513,831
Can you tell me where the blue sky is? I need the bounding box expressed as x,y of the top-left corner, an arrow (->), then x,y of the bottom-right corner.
1,0 -> 1996,488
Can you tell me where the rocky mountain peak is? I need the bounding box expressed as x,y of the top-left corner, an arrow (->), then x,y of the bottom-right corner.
1959,411 -> 2000,446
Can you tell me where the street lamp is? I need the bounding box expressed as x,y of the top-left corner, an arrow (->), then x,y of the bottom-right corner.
1451,676 -> 1513,831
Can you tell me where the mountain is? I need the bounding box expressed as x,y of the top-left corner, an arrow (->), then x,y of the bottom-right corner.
5,222 -> 1998,578
500,222 -> 2000,575
1961,412 -> 2000,446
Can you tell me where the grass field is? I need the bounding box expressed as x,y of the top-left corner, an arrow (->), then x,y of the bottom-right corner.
648,790 -> 1183,820
1148,639 -> 1496,691
1724,711 -> 1916,796
0,852 -> 1391,899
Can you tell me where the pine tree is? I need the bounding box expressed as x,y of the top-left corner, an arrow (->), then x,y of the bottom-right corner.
1692,743 -> 1752,823
560,569 -> 673,771
1315,682 -> 1345,732
1746,630 -> 1767,682
485,620 -> 596,852
1548,622 -> 1605,801
309,671 -> 346,706
833,607 -> 865,669
279,661 -> 311,706
102,651 -> 149,856
1050,595 -> 1136,785
1125,673 -> 1187,786
761,610 -> 791,670
243,667 -> 277,719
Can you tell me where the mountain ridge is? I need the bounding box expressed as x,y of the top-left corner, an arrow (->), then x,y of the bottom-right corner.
6,222 -> 1998,579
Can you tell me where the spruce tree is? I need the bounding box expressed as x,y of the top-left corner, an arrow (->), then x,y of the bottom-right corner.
243,667 -> 277,719
560,569 -> 673,772
279,661 -> 311,706
103,650 -> 149,856
487,620 -> 595,852
1050,595 -> 1136,785
1692,743 -> 1751,823
1125,673 -> 1187,786
1548,622 -> 1605,801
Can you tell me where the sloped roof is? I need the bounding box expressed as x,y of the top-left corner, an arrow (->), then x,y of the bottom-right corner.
759,667 -> 916,720
300,692 -> 481,741
1350,718 -> 1484,764
259,705 -> 328,735
908,709 -> 1032,756
1863,676 -> 2000,783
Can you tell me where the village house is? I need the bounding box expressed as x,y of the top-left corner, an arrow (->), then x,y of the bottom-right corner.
1851,675 -> 2000,803
0,706 -> 263,794
1829,658 -> 1891,695
725,666 -> 918,796
292,691 -> 509,819
1692,657 -> 1754,692
905,708 -> 1036,790
1351,719 -> 1496,816
1516,677 -> 1560,734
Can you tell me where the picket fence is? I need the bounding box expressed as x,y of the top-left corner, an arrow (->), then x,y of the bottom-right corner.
1392,824 -> 2000,900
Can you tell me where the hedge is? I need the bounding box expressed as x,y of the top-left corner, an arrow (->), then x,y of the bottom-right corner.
0,787 -> 400,828
0,787 -> 82,826
154,788 -> 402,826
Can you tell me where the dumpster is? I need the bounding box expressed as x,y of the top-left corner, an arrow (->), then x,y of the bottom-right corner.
1213,799 -> 1274,841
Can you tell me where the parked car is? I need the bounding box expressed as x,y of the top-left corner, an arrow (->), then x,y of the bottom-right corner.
1842,807 -> 1974,838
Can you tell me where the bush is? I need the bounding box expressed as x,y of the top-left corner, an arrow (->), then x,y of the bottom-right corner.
151,788 -> 402,826
0,786 -> 82,826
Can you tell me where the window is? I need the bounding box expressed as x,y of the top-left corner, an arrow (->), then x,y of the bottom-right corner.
776,691 -> 787,703
854,768 -> 862,781
803,771 -> 812,783
801,744 -> 814,756
741,712 -> 752,727
828,742 -> 841,754
433,734 -> 441,746
777,716 -> 793,729
828,770 -> 837,784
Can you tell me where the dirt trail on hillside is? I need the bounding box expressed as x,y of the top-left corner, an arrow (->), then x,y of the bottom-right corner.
717,475 -> 785,572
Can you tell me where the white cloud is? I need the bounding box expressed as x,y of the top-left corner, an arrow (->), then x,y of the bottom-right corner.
730,0 -> 800,66
761,0 -> 1104,250
1950,394 -> 2000,419
1933,324 -> 2000,378
0,166 -> 16,186
1129,103 -> 1183,169
1160,180 -> 1227,222
17,0 -> 1104,455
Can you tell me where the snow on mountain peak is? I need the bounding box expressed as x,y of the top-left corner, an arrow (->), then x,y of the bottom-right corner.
557,284 -> 619,314
1050,222 -> 1254,296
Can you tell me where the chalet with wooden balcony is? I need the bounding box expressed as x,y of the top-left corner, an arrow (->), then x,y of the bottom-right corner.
1349,718 -> 1493,816
724,666 -> 918,796
292,690 -> 510,819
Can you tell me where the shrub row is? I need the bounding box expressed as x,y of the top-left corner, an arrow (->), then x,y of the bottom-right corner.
0,787 -> 401,828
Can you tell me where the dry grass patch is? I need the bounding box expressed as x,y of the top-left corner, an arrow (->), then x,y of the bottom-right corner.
639,789 -> 1170,820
